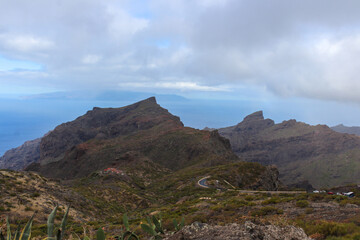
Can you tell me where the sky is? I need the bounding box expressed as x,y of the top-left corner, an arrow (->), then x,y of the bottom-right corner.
2,0 -> 360,154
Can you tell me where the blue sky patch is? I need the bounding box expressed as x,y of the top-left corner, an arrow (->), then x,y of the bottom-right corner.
0,55 -> 42,71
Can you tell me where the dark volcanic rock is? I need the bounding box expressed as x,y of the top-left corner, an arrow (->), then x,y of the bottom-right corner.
258,165 -> 280,191
39,97 -> 183,165
243,110 -> 265,121
0,138 -> 41,170
28,97 -> 239,179
218,111 -> 360,188
287,180 -> 314,192
165,222 -> 310,240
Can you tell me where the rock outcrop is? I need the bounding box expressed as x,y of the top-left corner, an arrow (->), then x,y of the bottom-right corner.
218,111 -> 360,188
165,222 -> 311,240
0,138 -> 41,170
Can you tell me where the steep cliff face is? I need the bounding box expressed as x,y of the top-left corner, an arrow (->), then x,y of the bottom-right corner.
0,138 -> 41,170
27,97 -> 239,179
218,111 -> 360,188
218,111 -> 275,151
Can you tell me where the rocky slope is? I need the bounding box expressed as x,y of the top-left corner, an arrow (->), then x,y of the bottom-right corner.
0,161 -> 282,224
0,170 -> 89,221
332,124 -> 360,136
218,111 -> 360,188
26,97 -> 238,179
165,222 -> 311,240
0,138 -> 41,170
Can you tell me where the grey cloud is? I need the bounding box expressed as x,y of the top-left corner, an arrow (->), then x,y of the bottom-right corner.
1,0 -> 360,102
191,0 -> 360,48
180,0 -> 360,101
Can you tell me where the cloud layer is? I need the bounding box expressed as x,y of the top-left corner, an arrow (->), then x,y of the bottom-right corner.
1,0 -> 360,102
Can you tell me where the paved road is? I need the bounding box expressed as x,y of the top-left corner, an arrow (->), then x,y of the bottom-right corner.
237,190 -> 306,194
197,176 -> 211,188
197,176 -> 306,194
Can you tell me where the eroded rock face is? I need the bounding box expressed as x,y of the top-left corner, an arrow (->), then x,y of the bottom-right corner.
258,165 -> 280,191
0,138 -> 41,170
165,222 -> 311,240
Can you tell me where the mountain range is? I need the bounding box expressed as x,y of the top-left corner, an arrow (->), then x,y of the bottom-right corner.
2,97 -> 238,180
0,98 -> 282,223
1,98 -> 360,189
331,124 -> 360,136
217,111 -> 360,188
2,97 -> 360,240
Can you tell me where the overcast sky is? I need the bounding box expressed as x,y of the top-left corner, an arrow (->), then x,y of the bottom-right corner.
1,0 -> 360,102
3,0 -> 360,154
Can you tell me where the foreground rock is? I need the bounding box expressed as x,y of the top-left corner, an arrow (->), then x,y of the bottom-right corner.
165,222 -> 310,240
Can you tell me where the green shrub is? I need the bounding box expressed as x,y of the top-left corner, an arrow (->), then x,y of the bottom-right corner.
188,213 -> 208,223
305,207 -> 314,214
25,206 -> 32,211
224,198 -> 249,209
251,206 -> 283,216
353,234 -> 360,240
296,200 -> 309,208
210,204 -> 223,211
30,192 -> 40,198
262,197 -> 281,205
244,195 -> 254,201
295,193 -> 308,200
309,194 -> 325,201
296,220 -> 358,238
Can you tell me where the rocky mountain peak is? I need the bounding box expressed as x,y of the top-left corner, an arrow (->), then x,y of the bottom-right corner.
144,96 -> 157,103
218,112 -> 360,188
243,110 -> 264,122
233,111 -> 274,133
331,123 -> 360,136
39,97 -> 183,165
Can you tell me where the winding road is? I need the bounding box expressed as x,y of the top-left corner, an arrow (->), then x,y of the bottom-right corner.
197,176 -> 211,188
197,175 -> 306,194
